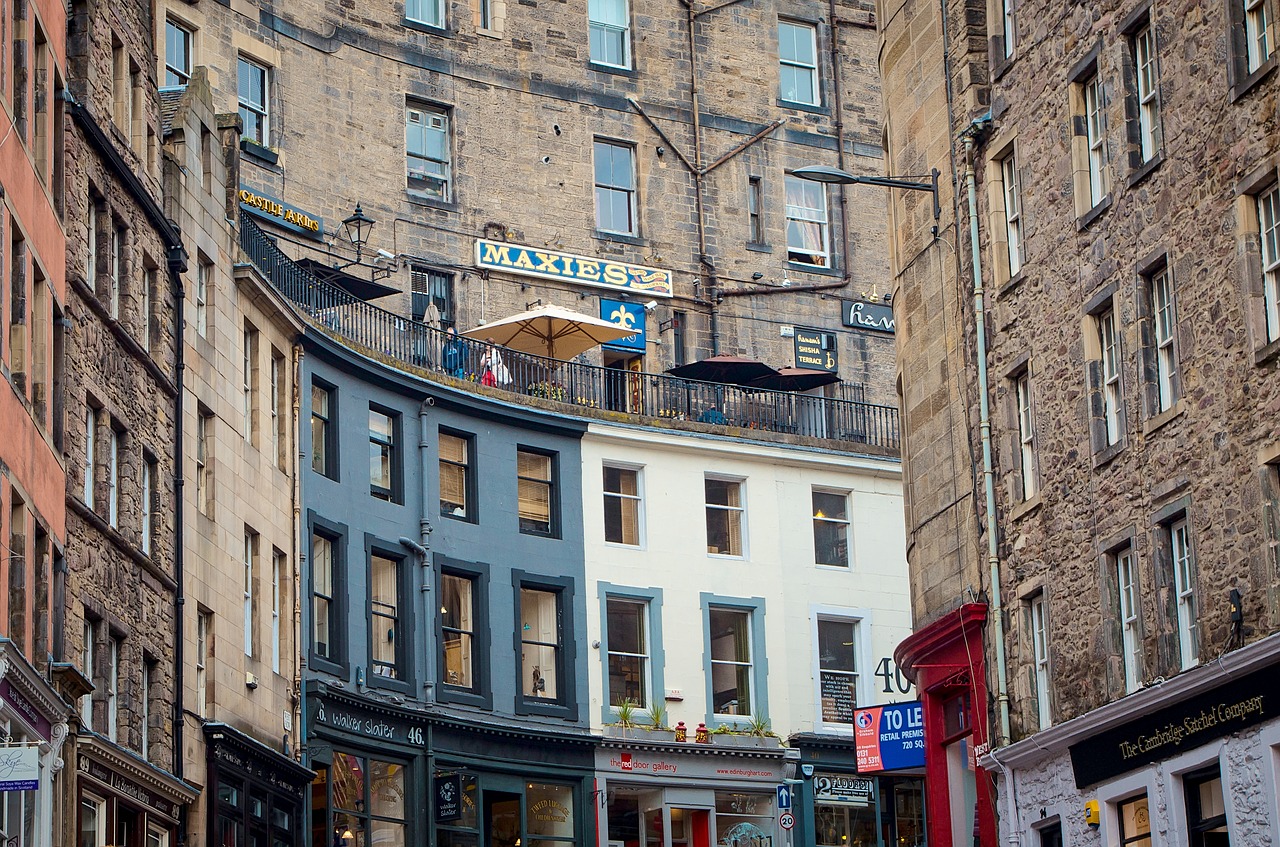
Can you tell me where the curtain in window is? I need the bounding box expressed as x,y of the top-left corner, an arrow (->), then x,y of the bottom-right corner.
371,556 -> 399,676
786,177 -> 826,258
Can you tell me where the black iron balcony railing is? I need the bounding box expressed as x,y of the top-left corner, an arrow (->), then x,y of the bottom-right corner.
239,216 -> 899,451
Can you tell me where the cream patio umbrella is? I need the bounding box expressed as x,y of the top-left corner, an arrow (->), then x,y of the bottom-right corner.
462,303 -> 637,360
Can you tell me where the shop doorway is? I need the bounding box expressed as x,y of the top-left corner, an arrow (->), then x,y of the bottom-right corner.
671,808 -> 710,847
485,791 -> 522,847
604,351 -> 643,413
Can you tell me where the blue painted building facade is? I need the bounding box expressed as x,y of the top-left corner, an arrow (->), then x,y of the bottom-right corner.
299,329 -> 593,847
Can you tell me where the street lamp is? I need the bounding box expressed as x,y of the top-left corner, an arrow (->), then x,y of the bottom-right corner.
792,165 -> 941,222
341,203 -> 376,264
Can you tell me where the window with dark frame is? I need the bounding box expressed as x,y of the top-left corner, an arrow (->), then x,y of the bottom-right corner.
1184,765 -> 1230,847
370,552 -> 402,679
311,528 -> 341,665
411,265 -> 454,329
520,587 -> 563,702
369,407 -> 397,502
441,572 -> 476,689
672,310 -> 687,365
1117,794 -> 1151,847
311,382 -> 336,478
812,490 -> 850,567
817,618 -> 857,723
439,431 -> 474,520
330,752 -> 407,847
517,448 -> 557,536
748,176 -> 764,244
606,597 -> 648,708
1037,822 -> 1063,847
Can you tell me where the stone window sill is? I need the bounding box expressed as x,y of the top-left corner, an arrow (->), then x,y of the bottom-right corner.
1254,336 -> 1280,367
1009,492 -> 1042,522
594,230 -> 646,247
1093,439 -> 1126,470
1127,152 -> 1164,189
1230,56 -> 1277,103
997,270 -> 1027,300
776,98 -> 829,116
1143,399 -> 1185,436
1077,194 -> 1113,231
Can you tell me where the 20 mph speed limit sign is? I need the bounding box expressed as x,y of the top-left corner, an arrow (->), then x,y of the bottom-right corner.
779,813 -> 795,831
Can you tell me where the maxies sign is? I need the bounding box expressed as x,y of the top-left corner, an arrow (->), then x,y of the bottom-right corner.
238,188 -> 325,240
475,239 -> 673,298
1069,661 -> 1280,787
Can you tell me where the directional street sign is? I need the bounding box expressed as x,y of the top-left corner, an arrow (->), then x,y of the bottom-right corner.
779,812 -> 796,831
776,784 -> 792,809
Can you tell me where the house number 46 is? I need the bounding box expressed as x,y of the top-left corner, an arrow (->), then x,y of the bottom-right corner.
874,658 -> 914,694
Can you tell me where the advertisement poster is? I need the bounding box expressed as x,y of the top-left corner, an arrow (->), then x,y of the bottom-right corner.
0,747 -> 39,792
854,702 -> 924,772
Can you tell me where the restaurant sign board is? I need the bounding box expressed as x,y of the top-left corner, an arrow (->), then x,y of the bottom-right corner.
1069,662 -> 1280,787
794,328 -> 838,373
237,187 -> 324,240
475,239 -> 673,298
842,301 -> 895,334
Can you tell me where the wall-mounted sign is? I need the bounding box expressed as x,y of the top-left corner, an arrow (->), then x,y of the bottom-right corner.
820,672 -> 857,724
842,301 -> 895,334
854,702 -> 924,772
0,680 -> 51,741
79,755 -> 178,819
238,188 -> 324,240
813,773 -> 874,806
436,773 -> 462,822
0,747 -> 39,792
475,239 -> 673,298
312,697 -> 425,747
1069,662 -> 1280,788
600,299 -> 646,352
794,328 -> 838,373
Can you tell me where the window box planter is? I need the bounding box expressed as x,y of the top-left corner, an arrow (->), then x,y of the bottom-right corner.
603,725 -> 676,742
240,138 -> 279,165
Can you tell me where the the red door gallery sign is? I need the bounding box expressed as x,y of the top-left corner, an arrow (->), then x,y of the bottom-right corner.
854,702 -> 925,772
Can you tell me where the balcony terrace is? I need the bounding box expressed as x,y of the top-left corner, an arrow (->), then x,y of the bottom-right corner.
238,216 -> 900,455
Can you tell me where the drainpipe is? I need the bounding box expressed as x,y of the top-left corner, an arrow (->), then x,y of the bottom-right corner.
988,746 -> 1022,847
409,398 -> 437,703
291,343 -> 304,762
166,240 -> 190,847
961,117 -> 1011,747
827,0 -> 853,287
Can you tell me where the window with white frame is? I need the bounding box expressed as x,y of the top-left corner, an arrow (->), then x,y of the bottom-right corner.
594,140 -> 637,235
1084,70 -> 1109,208
243,531 -> 256,658
1015,371 -> 1038,500
87,198 -> 98,290
237,57 -> 269,147
140,659 -> 152,758
1245,0 -> 1274,73
141,456 -> 154,556
243,325 -> 258,444
705,477 -> 744,557
81,616 -> 96,727
1170,517 -> 1199,669
272,549 -> 283,674
1117,794 -> 1151,847
164,19 -> 192,87
406,105 -> 451,201
1116,546 -> 1141,694
1132,24 -> 1160,163
1001,150 -> 1023,277
407,0 -> 445,28
197,408 -> 212,514
110,227 -> 123,319
1030,594 -> 1051,728
589,0 -> 630,68
107,635 -> 120,741
196,610 -> 210,718
778,21 -> 819,105
520,587 -> 562,701
271,351 -> 284,469
0,720 -> 36,845
812,490 -> 850,567
195,257 -> 210,338
1098,306 -> 1122,446
603,465 -> 642,546
817,618 -> 858,725
606,598 -> 649,708
1258,184 -> 1280,342
142,266 -> 154,351
785,174 -> 830,267
999,0 -> 1015,58
107,424 -> 120,527
84,405 -> 96,507
81,795 -> 108,847
1151,266 -> 1178,411
709,607 -> 754,716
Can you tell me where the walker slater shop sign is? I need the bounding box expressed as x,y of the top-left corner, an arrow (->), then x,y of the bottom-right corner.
475,239 -> 674,298
1069,663 -> 1280,787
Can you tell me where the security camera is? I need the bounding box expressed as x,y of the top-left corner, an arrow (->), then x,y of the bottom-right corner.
644,300 -> 658,312
376,248 -> 396,261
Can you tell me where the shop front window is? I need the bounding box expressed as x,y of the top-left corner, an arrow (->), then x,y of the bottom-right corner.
715,792 -> 774,847
435,772 -> 479,847
332,752 -> 408,847
814,803 -> 877,847
526,783 -> 575,847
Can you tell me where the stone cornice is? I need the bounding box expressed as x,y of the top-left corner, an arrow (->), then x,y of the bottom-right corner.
79,734 -> 200,806
0,639 -> 71,726
983,632 -> 1280,770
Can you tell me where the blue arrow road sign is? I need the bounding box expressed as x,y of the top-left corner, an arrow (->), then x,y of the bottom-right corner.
777,784 -> 792,809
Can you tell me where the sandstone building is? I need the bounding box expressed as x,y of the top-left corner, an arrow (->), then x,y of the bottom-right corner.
154,0 -> 898,406
880,0 -> 1280,844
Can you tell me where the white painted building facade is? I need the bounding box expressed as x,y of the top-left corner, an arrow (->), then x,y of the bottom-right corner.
580,422 -> 919,847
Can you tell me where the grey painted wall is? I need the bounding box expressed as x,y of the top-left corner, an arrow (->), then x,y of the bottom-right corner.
300,331 -> 589,725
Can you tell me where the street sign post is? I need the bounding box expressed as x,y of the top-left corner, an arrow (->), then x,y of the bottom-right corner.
779,812 -> 796,831
776,784 -> 793,810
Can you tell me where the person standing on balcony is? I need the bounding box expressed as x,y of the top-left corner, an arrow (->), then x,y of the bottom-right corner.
480,337 -> 512,387
443,326 -> 468,378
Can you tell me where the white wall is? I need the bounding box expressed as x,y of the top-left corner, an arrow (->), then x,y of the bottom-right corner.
582,423 -> 914,740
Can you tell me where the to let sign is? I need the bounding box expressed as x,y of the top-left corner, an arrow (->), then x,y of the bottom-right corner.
793,328 -> 838,373
854,702 -> 924,772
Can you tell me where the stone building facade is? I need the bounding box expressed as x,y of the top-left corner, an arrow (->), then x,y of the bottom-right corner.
60,0 -> 197,841
880,0 -> 1280,844
162,72 -> 313,847
154,0 -> 898,406
0,0 -> 74,842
